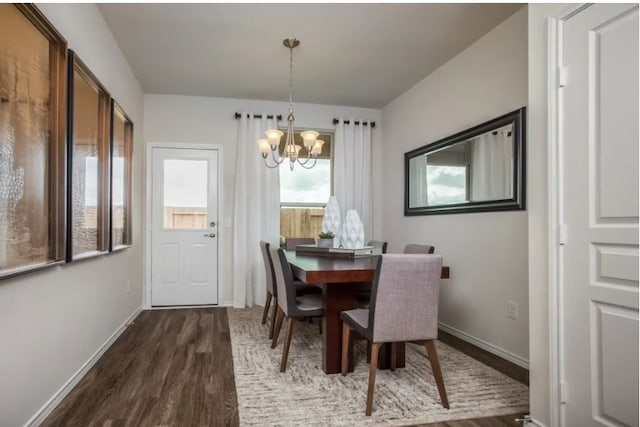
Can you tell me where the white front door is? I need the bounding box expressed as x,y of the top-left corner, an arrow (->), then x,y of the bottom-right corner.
151,147 -> 219,306
560,4 -> 639,426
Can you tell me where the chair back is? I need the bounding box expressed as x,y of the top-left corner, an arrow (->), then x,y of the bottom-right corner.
403,243 -> 434,254
259,241 -> 276,296
285,237 -> 315,250
367,240 -> 388,254
270,247 -> 298,317
368,254 -> 443,343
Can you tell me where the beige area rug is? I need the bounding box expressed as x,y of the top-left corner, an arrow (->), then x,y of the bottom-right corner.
228,307 -> 528,427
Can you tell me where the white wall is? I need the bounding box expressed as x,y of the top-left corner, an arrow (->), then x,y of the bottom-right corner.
380,8 -> 529,363
0,4 -> 144,427
527,4 -> 574,426
144,95 -> 382,306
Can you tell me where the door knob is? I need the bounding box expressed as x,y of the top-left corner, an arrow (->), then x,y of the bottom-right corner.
203,233 -> 216,238
210,221 -> 216,227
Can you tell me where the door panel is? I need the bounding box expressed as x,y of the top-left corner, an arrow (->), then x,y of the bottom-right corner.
561,4 -> 639,427
151,147 -> 219,306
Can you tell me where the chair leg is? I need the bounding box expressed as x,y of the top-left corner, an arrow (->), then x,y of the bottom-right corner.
390,342 -> 397,371
425,340 -> 449,409
261,292 -> 272,325
366,343 -> 379,416
341,323 -> 351,375
271,307 -> 284,349
280,317 -> 295,372
268,296 -> 278,340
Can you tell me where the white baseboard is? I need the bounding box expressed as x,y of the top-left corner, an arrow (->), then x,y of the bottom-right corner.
438,321 -> 529,369
25,306 -> 143,427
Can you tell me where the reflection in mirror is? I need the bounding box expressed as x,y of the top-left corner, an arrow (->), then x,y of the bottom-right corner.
405,108 -> 525,215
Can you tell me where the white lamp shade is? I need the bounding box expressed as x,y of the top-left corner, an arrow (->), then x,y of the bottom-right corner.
284,144 -> 302,158
311,139 -> 325,156
300,130 -> 319,149
265,129 -> 283,147
257,139 -> 271,154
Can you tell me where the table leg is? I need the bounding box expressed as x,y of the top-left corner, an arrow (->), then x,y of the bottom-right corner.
322,284 -> 355,374
377,342 -> 406,369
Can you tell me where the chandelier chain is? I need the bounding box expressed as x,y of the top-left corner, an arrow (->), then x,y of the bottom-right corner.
288,44 -> 294,114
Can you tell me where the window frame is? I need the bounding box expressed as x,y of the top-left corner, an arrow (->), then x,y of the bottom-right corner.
0,4 -> 67,279
279,130 -> 334,239
109,101 -> 133,251
278,129 -> 334,207
66,50 -> 112,262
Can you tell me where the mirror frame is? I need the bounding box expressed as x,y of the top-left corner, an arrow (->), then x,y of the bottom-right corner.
404,107 -> 526,216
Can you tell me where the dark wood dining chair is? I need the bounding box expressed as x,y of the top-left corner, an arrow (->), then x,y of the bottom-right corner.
270,247 -> 324,372
403,243 -> 435,254
259,241 -> 320,340
285,237 -> 315,250
340,254 -> 448,416
367,240 -> 388,254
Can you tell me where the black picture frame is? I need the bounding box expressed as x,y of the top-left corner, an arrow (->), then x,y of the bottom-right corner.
66,50 -> 112,262
404,107 -> 526,216
109,100 -> 134,251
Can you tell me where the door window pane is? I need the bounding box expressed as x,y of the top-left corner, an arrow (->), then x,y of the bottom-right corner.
163,159 -> 208,229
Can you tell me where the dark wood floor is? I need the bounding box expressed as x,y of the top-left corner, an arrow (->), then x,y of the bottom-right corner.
43,308 -> 239,427
43,308 -> 526,427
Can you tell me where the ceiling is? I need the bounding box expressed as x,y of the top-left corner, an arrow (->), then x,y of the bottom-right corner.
98,3 -> 521,108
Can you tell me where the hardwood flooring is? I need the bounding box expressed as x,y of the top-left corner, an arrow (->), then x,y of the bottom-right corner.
43,308 -> 239,427
438,329 -> 529,386
43,308 -> 526,427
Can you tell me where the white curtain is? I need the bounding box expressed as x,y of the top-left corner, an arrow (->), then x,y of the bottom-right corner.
334,118 -> 373,241
409,154 -> 428,207
470,130 -> 513,201
232,112 -> 280,308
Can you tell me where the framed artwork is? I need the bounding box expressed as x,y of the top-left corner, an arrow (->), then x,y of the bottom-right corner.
66,50 -> 111,261
110,101 -> 133,250
0,4 -> 67,278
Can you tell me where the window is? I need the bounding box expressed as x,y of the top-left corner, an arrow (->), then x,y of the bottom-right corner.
67,51 -> 111,260
110,102 -> 133,250
0,4 -> 66,278
279,131 -> 333,240
426,165 -> 468,205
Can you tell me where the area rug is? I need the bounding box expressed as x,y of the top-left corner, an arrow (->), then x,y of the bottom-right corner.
227,307 -> 528,426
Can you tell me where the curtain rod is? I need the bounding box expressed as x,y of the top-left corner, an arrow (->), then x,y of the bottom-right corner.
332,119 -> 376,128
234,112 -> 283,121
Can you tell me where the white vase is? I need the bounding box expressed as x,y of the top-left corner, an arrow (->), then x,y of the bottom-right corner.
322,196 -> 341,248
341,210 -> 365,249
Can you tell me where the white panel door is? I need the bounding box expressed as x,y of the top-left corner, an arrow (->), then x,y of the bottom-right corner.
151,147 -> 219,306
560,4 -> 639,426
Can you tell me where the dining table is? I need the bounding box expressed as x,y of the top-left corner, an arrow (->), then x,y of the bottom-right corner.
284,250 -> 450,374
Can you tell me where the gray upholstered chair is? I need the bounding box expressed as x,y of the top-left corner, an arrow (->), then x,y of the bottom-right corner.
352,240 -> 389,304
285,237 -> 315,250
403,243 -> 435,254
340,254 -> 448,416
270,247 -> 324,372
259,241 -> 320,340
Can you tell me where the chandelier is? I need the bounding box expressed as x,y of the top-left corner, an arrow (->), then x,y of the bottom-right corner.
256,38 -> 324,170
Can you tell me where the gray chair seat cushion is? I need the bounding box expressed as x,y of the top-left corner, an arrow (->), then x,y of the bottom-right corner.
340,308 -> 372,341
294,294 -> 324,317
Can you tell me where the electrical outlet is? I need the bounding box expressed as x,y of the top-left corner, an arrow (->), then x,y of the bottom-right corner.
507,301 -> 518,320
126,279 -> 131,293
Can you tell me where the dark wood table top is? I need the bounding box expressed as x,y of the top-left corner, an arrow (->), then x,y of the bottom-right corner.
285,250 -> 450,284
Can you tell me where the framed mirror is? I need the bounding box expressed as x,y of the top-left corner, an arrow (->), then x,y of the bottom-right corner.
404,107 -> 526,215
